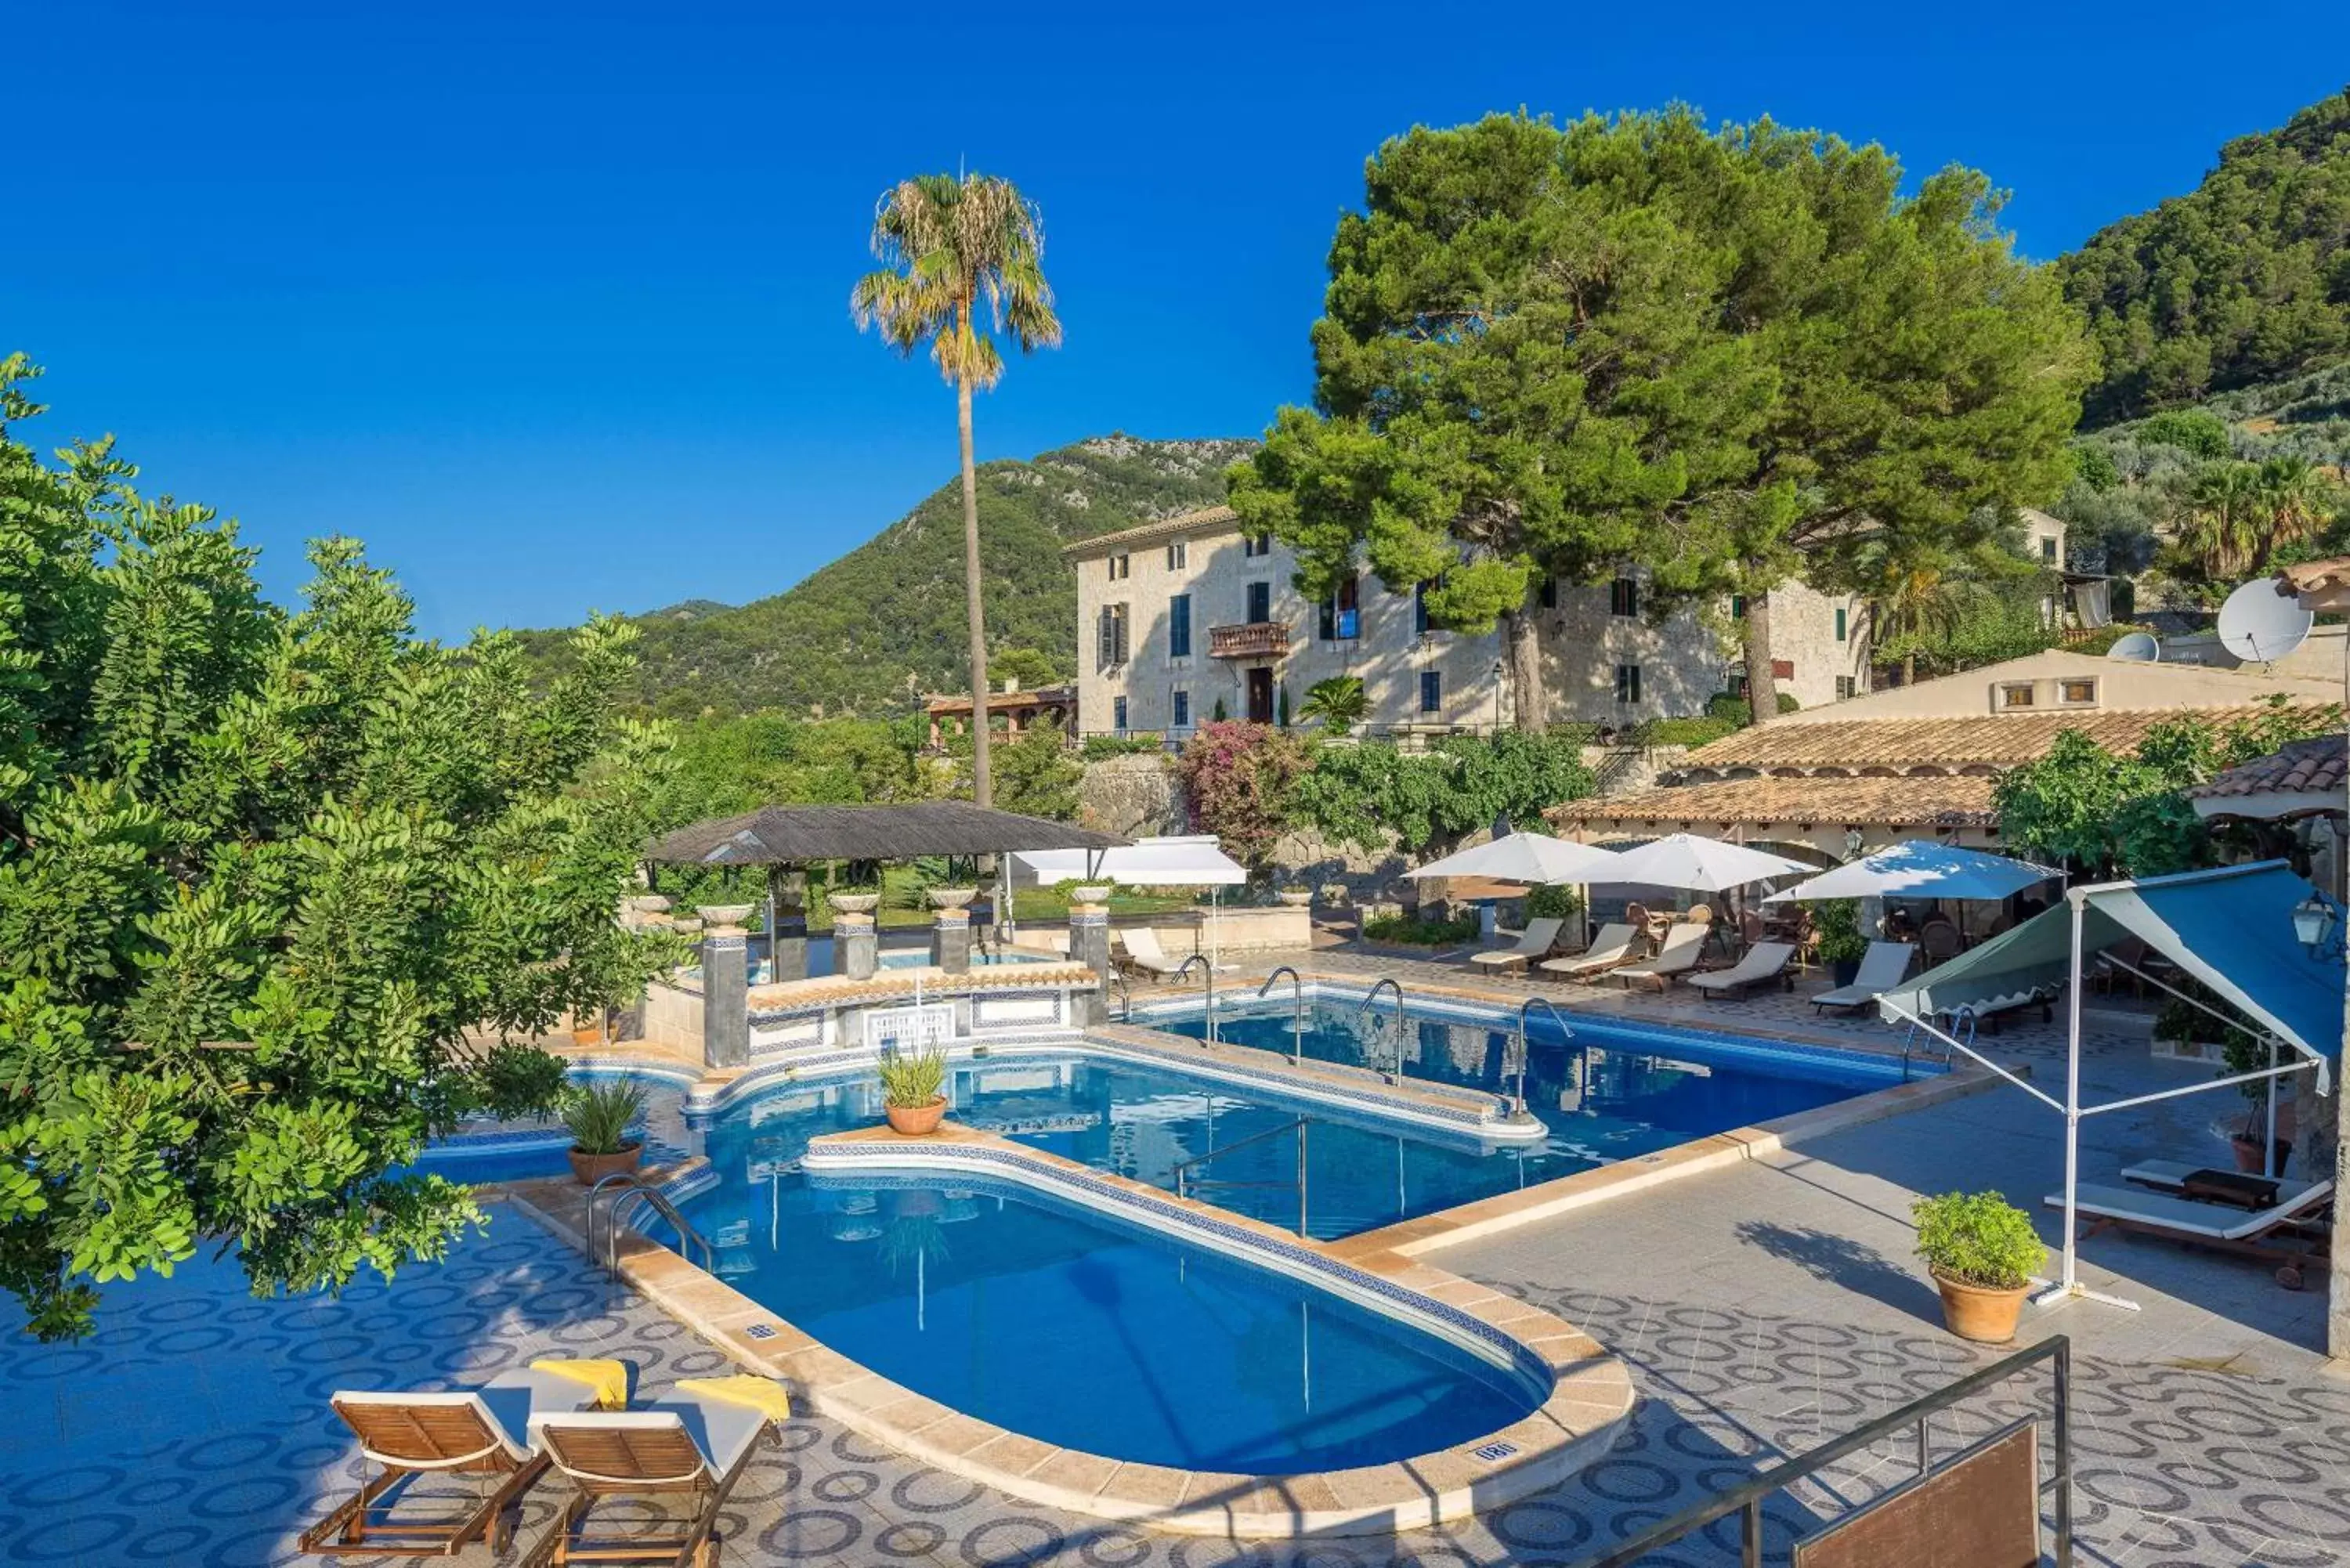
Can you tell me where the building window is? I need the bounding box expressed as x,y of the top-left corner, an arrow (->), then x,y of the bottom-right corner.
2060,677 -> 2097,704
1112,695 -> 1128,732
1730,593 -> 1746,620
1095,604 -> 1130,671
1419,670 -> 1442,714
1834,605 -> 1848,642
1614,663 -> 1642,704
1242,532 -> 1273,558
1171,689 -> 1190,728
1538,576 -> 1556,609
2041,536 -> 2057,563
1414,581 -> 1431,635
1166,540 -> 1187,570
1107,553 -> 1130,581
1246,580 -> 1272,623
1835,676 -> 1857,700
1168,594 -> 1191,659
1610,577 -> 1639,617
1319,575 -> 1360,641
1999,682 -> 2035,710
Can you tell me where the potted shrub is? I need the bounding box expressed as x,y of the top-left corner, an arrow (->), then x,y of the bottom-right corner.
1912,1190 -> 2044,1343
2220,1028 -> 2294,1174
926,887 -> 977,911
1276,884 -> 1313,908
877,1044 -> 949,1136
562,1078 -> 649,1185
827,880 -> 883,916
696,902 -> 757,927
1814,899 -> 1868,986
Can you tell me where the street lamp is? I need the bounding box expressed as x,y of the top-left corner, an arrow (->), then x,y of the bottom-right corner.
2294,891 -> 2341,957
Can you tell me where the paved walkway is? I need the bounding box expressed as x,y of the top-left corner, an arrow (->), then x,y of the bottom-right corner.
3,949 -> 2344,1566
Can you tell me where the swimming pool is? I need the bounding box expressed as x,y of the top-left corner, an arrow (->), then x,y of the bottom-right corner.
679,1161 -> 1546,1471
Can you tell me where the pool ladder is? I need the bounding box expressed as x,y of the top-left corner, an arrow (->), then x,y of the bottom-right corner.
1173,1116 -> 1311,1238
1356,978 -> 1408,1082
1513,998 -> 1573,1118
585,1173 -> 717,1280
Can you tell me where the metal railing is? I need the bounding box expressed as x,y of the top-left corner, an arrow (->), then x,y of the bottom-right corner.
1515,997 -> 1575,1117
586,1173 -> 717,1280
1175,953 -> 1218,1043
1563,1335 -> 2071,1568
1358,978 -> 1408,1082
1102,969 -> 1133,1024
1172,1116 -> 1311,1237
1259,966 -> 1306,1065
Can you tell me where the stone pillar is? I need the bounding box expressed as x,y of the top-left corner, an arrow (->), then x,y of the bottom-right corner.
932,908 -> 972,974
835,912 -> 878,980
1070,903 -> 1111,980
767,867 -> 808,983
703,925 -> 749,1070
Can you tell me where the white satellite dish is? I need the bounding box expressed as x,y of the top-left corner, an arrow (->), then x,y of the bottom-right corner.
2105,630 -> 2160,663
2217,578 -> 2313,664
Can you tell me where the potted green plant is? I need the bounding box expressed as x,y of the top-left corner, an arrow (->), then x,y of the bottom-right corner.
562,1078 -> 649,1185
2219,1029 -> 2294,1174
1912,1190 -> 2044,1342
696,902 -> 757,927
877,1043 -> 949,1136
827,879 -> 883,916
1276,883 -> 1313,908
1814,899 -> 1868,986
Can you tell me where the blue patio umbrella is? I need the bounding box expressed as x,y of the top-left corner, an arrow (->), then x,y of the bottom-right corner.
1762,841 -> 2057,904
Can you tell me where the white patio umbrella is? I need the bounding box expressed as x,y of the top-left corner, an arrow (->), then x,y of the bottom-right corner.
1601,833 -> 1812,893
1404,832 -> 1625,885
1763,841 -> 2057,905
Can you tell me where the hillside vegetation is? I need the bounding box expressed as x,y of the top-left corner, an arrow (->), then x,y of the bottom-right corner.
2063,89 -> 2350,424
518,435 -> 1252,717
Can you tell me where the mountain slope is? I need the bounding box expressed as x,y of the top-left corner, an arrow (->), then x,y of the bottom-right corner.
2061,89 -> 2350,425
522,435 -> 1253,717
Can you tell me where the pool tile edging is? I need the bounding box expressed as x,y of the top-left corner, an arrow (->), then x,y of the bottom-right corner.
506,1130 -> 1632,1538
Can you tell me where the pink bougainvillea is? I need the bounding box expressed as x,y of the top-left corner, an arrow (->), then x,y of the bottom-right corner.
1171,721 -> 1308,871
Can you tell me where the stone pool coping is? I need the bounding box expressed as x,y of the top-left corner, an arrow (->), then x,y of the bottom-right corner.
508,1125 -> 1633,1537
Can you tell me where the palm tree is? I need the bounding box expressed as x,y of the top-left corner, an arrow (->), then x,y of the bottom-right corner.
851,173 -> 1061,808
1297,675 -> 1368,734
2171,461 -> 2265,582
2255,455 -> 2330,563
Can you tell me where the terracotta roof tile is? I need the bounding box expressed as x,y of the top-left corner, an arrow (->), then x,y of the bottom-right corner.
1551,774 -> 2000,829
1677,706 -> 2334,771
2187,735 -> 2346,803
1060,505 -> 1239,558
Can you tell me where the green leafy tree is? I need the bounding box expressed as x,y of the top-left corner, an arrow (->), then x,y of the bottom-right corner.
852,172 -> 1063,809
0,359 -> 678,1339
990,717 -> 1083,821
1285,731 -> 1594,858
1233,109 -> 2092,728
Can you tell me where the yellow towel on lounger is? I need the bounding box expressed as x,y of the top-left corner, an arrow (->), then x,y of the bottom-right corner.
530,1357 -> 630,1409
676,1375 -> 793,1422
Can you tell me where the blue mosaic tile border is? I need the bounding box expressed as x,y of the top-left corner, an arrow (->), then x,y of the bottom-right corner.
801,1137 -> 1553,1394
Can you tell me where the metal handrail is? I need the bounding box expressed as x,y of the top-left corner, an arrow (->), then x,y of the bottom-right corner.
1515,997 -> 1574,1118
1562,1335 -> 2071,1568
1172,1115 -> 1310,1237
1175,953 -> 1217,1044
1259,966 -> 1306,1065
1358,977 -> 1407,1082
586,1173 -> 716,1278
1102,969 -> 1133,1024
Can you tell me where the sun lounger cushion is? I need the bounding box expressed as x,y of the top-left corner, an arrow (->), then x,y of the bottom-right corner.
2121,1162 -> 2327,1209
535,1392 -> 771,1481
1468,917 -> 1564,969
335,1367 -> 602,1466
2048,1182 -> 2331,1242
1812,941 -> 1915,1010
1686,942 -> 1795,995
1116,928 -> 1184,974
1615,924 -> 1707,984
1538,923 -> 1636,978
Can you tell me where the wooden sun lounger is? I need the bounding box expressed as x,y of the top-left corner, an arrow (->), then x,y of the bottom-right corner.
2048,1180 -> 2334,1289
2122,1160 -> 2326,1209
1466,916 -> 1565,973
1113,926 -> 1187,979
1612,923 -> 1708,992
526,1393 -> 783,1567
1685,941 -> 1797,1000
305,1367 -> 602,1556
1538,923 -> 1639,982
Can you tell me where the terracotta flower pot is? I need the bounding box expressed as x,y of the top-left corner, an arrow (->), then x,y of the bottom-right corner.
568,1141 -> 644,1187
884,1097 -> 947,1136
2232,1134 -> 2293,1176
1932,1270 -> 2030,1343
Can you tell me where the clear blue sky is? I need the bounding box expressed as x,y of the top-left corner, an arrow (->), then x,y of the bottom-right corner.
9,1 -> 2341,640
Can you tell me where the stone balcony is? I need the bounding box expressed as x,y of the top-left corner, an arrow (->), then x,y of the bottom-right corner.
1208,621 -> 1290,659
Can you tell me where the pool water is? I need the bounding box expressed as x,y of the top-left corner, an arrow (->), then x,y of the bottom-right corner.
678,1169 -> 1543,1471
